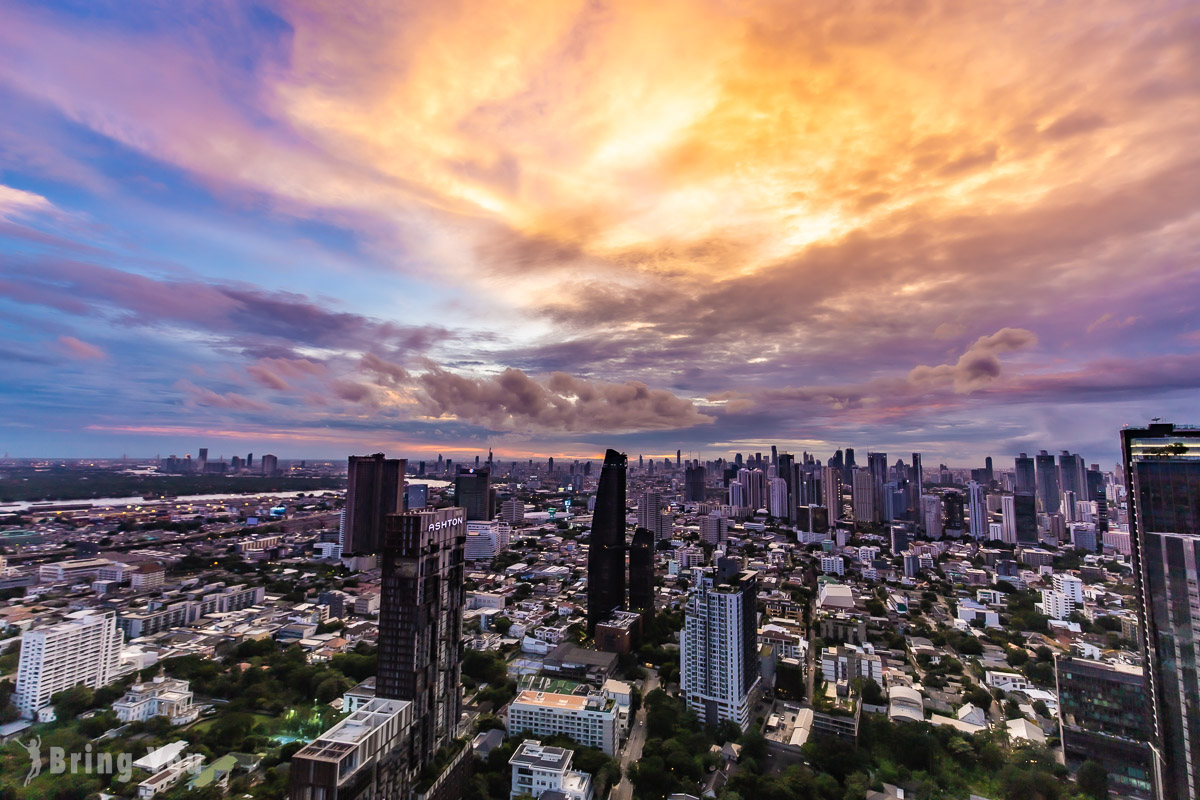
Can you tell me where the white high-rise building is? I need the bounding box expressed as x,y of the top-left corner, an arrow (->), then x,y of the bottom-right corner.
1052,573 -> 1085,605
767,477 -> 789,519
1041,589 -> 1075,621
681,565 -> 760,730
15,611 -> 124,718
967,481 -> 988,539
822,466 -> 842,522
1000,495 -> 1018,544
921,495 -> 943,539
820,554 -> 845,575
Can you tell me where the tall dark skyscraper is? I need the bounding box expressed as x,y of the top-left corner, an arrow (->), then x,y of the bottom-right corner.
1056,656 -> 1156,799
684,464 -> 707,503
1015,453 -> 1036,495
454,466 -> 493,520
588,449 -> 628,635
377,507 -> 466,766
1014,492 -> 1038,544
1122,422 -> 1200,800
343,453 -> 406,553
1035,450 -> 1061,514
984,455 -> 993,484
776,453 -> 795,520
628,528 -> 655,612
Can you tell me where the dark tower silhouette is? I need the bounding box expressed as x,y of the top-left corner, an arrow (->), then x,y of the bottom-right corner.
344,454 -> 406,553
454,466 -> 493,520
984,455 -> 993,484
588,449 -> 627,635
628,528 -> 655,612
377,507 -> 466,766
1015,452 -> 1036,495
684,464 -> 707,503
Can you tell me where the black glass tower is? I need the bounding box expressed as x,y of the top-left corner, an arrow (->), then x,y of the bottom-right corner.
629,528 -> 655,612
1122,422 -> 1200,800
454,466 -> 493,520
344,453 -> 406,554
588,449 -> 628,635
377,507 -> 466,766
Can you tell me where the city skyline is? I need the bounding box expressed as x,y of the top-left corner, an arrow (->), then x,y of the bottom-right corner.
3,2 -> 1199,464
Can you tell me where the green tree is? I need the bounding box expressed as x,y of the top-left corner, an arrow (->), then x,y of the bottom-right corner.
1076,761 -> 1109,799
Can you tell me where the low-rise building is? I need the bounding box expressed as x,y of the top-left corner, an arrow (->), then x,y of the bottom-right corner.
114,671 -> 199,725
506,691 -> 619,755
508,739 -> 593,800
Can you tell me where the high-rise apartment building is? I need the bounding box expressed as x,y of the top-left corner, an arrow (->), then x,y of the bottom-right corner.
500,498 -> 525,525
681,560 -> 760,730
868,452 -> 888,522
637,491 -> 670,541
343,454 -> 406,554
454,466 -> 493,521
1014,492 -> 1038,544
260,453 -> 278,476
377,507 -> 466,766
920,494 -> 943,539
767,477 -> 789,519
15,611 -> 125,718
822,465 -> 843,524
852,468 -> 877,525
588,450 -> 627,635
699,512 -> 726,545
1057,656 -> 1156,799
967,481 -> 988,539
1122,422 -> 1200,800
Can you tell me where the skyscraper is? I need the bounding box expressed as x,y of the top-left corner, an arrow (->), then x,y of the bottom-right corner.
1122,422 -> 1200,800
377,507 -> 466,766
588,449 -> 628,635
868,451 -> 888,522
260,453 -> 278,476
909,452 -> 924,529
1015,453 -> 1036,495
628,528 -> 655,613
1036,450 -> 1061,514
852,468 -> 877,525
454,466 -> 493,520
681,560 -> 760,730
638,491 -> 670,541
1059,451 -> 1087,506
684,464 -> 707,503
822,465 -> 843,524
343,454 -> 406,554
1056,656 -> 1156,799
967,480 -> 988,539
1014,492 -> 1038,544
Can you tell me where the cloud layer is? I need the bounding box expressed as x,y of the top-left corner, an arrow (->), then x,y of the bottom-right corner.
0,0 -> 1198,461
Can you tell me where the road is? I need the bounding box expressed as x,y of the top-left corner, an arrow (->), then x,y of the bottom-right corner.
610,668 -> 659,800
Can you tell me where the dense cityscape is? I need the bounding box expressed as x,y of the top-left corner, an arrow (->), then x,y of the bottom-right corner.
0,426 -> 1193,800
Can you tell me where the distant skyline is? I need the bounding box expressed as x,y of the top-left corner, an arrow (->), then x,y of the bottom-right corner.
2,2 -> 1198,464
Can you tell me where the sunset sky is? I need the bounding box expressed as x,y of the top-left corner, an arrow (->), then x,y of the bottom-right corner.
2,1 -> 1198,464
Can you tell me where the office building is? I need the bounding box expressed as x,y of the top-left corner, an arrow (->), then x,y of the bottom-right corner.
501,498 -> 525,525
1014,453 -> 1036,495
455,466 -> 493,521
1060,451 -> 1088,506
15,611 -> 125,718
684,465 -> 707,503
1036,450 -> 1061,514
465,520 -> 511,561
588,450 -> 627,635
628,528 -> 655,612
868,451 -> 888,521
1057,657 -> 1156,799
823,465 -> 843,524
506,692 -> 619,755
344,454 -> 406,554
508,740 -> 594,800
681,561 -> 760,730
967,481 -> 988,539
260,453 -> 278,476
378,507 -> 466,766
1122,422 -> 1200,800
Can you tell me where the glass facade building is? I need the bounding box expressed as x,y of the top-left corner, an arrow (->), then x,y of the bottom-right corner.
1122,422 -> 1200,800
588,449 -> 628,635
